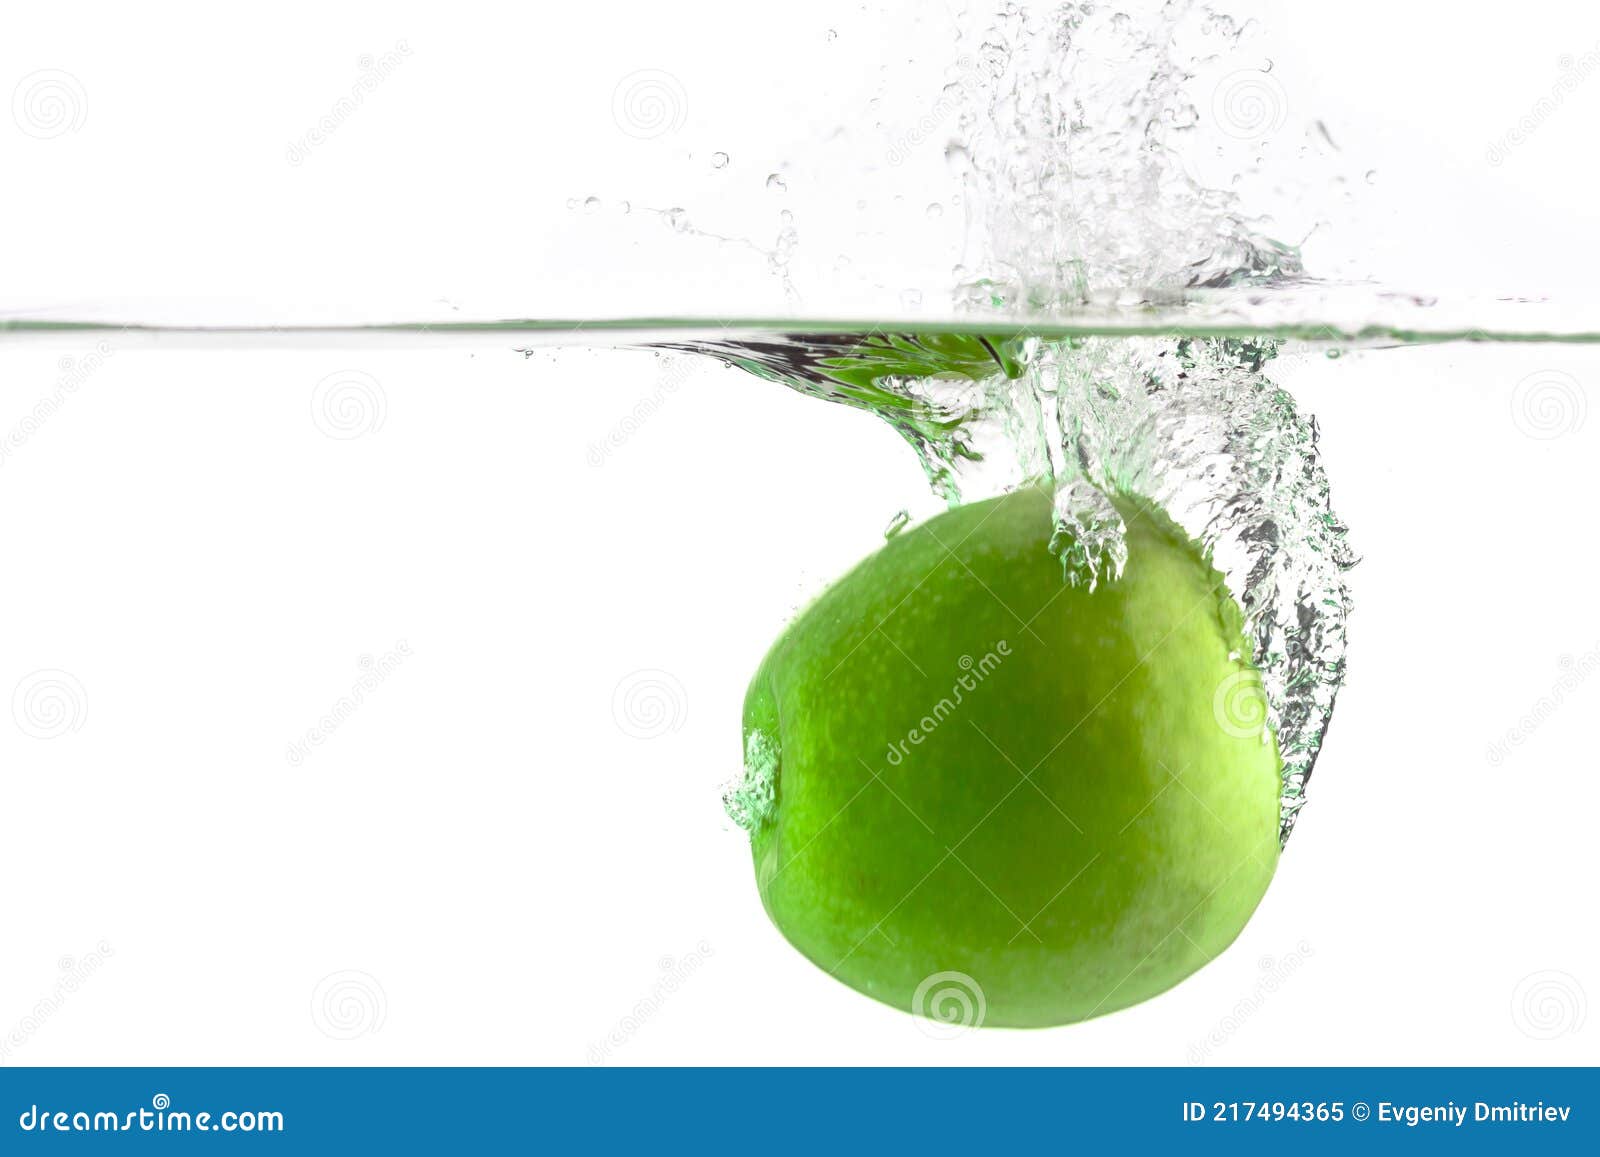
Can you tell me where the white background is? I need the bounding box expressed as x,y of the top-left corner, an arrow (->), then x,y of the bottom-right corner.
1,1 -> 1597,1065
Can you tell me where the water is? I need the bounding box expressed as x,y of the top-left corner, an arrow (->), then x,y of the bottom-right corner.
660,322 -> 1349,843
3,0 -> 1595,849
7,311 -> 1587,851
657,315 -> 1585,844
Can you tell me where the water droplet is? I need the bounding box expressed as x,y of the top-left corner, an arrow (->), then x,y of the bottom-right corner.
884,510 -> 911,538
664,207 -> 691,232
926,202 -> 944,219
583,196 -> 601,214
766,173 -> 788,193
1364,169 -> 1377,184
901,289 -> 923,309
565,198 -> 577,210
825,28 -> 837,42
711,151 -> 730,169
619,200 -> 631,214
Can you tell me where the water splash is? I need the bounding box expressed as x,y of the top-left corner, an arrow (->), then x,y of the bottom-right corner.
724,728 -> 779,831
1023,334 -> 1356,840
950,1 -> 1306,310
700,330 -> 1351,843
705,0 -> 1354,843
654,330 -> 1029,502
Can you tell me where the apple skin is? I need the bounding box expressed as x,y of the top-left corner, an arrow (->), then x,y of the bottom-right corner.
741,485 -> 1280,1028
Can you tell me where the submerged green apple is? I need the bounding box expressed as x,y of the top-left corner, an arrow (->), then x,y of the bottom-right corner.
735,484 -> 1281,1028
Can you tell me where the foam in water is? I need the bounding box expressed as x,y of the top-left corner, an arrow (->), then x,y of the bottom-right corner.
950,0 -> 1306,309
703,1 -> 1354,843
708,331 -> 1352,842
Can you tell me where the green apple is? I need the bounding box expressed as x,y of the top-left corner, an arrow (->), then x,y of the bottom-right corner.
735,484 -> 1280,1028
